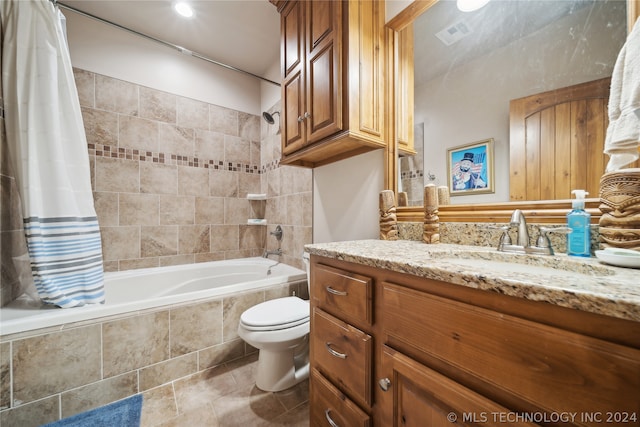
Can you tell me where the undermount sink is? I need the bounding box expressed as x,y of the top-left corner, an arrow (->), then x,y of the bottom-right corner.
428,249 -> 616,278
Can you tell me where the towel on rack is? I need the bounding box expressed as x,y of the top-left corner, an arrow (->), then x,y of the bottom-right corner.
605,16 -> 640,171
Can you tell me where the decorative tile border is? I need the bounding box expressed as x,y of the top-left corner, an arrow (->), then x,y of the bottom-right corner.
401,169 -> 423,179
88,143 -> 281,174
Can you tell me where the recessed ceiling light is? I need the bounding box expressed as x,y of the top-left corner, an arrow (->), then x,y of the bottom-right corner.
174,2 -> 194,18
457,0 -> 490,12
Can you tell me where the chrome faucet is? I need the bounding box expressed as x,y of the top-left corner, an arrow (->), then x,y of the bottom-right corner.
509,209 -> 530,247
263,225 -> 284,259
496,210 -> 572,255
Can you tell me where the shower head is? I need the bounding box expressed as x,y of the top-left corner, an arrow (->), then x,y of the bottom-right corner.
262,111 -> 280,125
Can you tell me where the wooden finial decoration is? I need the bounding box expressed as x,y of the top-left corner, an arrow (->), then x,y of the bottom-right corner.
437,186 -> 450,206
397,192 -> 408,207
379,190 -> 399,240
423,184 -> 440,244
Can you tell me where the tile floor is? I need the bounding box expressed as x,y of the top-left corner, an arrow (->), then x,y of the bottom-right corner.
142,352 -> 310,427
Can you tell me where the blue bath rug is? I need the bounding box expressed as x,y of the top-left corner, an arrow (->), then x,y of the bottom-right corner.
42,394 -> 142,427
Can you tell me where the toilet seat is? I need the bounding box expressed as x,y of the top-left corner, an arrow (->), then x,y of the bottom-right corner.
240,296 -> 309,331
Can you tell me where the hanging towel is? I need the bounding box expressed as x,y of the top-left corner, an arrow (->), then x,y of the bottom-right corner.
605,16 -> 640,171
1,0 -> 105,307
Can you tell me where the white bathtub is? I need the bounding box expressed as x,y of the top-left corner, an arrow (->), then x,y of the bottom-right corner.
0,258 -> 306,337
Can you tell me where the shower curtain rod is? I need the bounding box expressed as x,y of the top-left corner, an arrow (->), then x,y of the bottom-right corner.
56,1 -> 281,87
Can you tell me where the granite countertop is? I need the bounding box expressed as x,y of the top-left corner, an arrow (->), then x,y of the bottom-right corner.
304,240 -> 640,322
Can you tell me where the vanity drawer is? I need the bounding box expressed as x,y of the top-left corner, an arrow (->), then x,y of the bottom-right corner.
311,307 -> 373,407
310,369 -> 370,427
312,263 -> 372,327
382,281 -> 640,422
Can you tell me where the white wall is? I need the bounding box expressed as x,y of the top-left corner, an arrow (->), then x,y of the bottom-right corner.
313,150 -> 384,243
260,59 -> 281,113
64,10 -> 261,115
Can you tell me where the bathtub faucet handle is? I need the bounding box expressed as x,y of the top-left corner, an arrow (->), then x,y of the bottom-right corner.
270,225 -> 283,242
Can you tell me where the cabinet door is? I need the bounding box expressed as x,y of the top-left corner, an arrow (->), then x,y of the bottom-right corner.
379,346 -> 539,427
283,68 -> 305,154
382,281 -> 640,425
305,0 -> 343,144
281,1 -> 306,154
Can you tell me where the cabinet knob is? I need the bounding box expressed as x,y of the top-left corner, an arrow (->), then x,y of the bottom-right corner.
297,116 -> 304,122
325,409 -> 340,427
304,111 -> 311,119
378,377 -> 392,391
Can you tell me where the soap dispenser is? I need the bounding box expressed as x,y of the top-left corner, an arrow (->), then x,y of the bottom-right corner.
566,190 -> 590,257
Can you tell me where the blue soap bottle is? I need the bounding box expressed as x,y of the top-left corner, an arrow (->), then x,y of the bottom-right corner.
566,189 -> 591,257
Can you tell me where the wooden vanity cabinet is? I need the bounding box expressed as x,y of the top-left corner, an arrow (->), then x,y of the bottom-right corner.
309,260 -> 375,425
276,0 -> 386,167
308,254 -> 640,427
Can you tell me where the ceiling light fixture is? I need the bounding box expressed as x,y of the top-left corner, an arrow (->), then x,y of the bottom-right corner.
456,0 -> 490,12
174,2 -> 194,18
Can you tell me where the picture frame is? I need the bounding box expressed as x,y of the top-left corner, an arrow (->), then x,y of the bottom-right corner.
447,138 -> 495,196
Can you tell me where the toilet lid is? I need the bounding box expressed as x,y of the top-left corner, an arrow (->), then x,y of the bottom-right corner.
240,296 -> 309,330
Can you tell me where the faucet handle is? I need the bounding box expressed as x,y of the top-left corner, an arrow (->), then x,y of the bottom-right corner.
488,225 -> 512,247
535,226 -> 572,253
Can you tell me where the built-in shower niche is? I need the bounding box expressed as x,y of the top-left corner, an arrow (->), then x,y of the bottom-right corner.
247,193 -> 267,225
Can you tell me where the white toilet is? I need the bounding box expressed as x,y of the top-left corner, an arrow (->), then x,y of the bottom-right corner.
237,252 -> 311,391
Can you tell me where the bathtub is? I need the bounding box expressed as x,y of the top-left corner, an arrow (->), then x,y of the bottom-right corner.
0,257 -> 306,337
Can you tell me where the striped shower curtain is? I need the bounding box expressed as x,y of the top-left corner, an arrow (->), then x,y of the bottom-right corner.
1,0 -> 105,307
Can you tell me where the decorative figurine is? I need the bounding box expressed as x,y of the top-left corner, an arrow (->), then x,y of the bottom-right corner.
423,184 -> 440,244
379,190 -> 399,240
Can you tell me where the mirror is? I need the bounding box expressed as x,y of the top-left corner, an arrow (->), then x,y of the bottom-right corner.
387,0 -> 637,221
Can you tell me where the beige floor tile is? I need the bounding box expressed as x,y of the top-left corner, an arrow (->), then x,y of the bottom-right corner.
210,383 -> 287,426
142,353 -> 309,427
173,365 -> 237,415
268,402 -> 310,427
154,403 -> 220,427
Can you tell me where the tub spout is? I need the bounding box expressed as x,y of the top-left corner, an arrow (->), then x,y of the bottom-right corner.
263,248 -> 283,258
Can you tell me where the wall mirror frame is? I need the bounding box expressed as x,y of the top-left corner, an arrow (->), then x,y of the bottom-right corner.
384,0 -> 640,224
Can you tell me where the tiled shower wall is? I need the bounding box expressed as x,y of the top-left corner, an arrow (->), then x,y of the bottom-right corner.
73,68 -> 312,273
0,69 -> 312,305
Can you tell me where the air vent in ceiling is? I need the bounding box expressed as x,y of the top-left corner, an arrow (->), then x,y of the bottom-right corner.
435,20 -> 473,46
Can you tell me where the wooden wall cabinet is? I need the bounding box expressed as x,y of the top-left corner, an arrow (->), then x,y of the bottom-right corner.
276,0 -> 386,168
309,255 -> 640,427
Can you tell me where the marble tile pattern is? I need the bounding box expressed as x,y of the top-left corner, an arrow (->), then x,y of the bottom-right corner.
70,69 -> 312,274
304,239 -> 640,322
0,281 -> 310,426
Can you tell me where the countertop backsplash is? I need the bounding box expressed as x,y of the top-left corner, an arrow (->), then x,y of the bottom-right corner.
397,222 -> 601,255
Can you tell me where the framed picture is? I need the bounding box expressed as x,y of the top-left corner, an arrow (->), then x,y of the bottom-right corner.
447,138 -> 495,196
